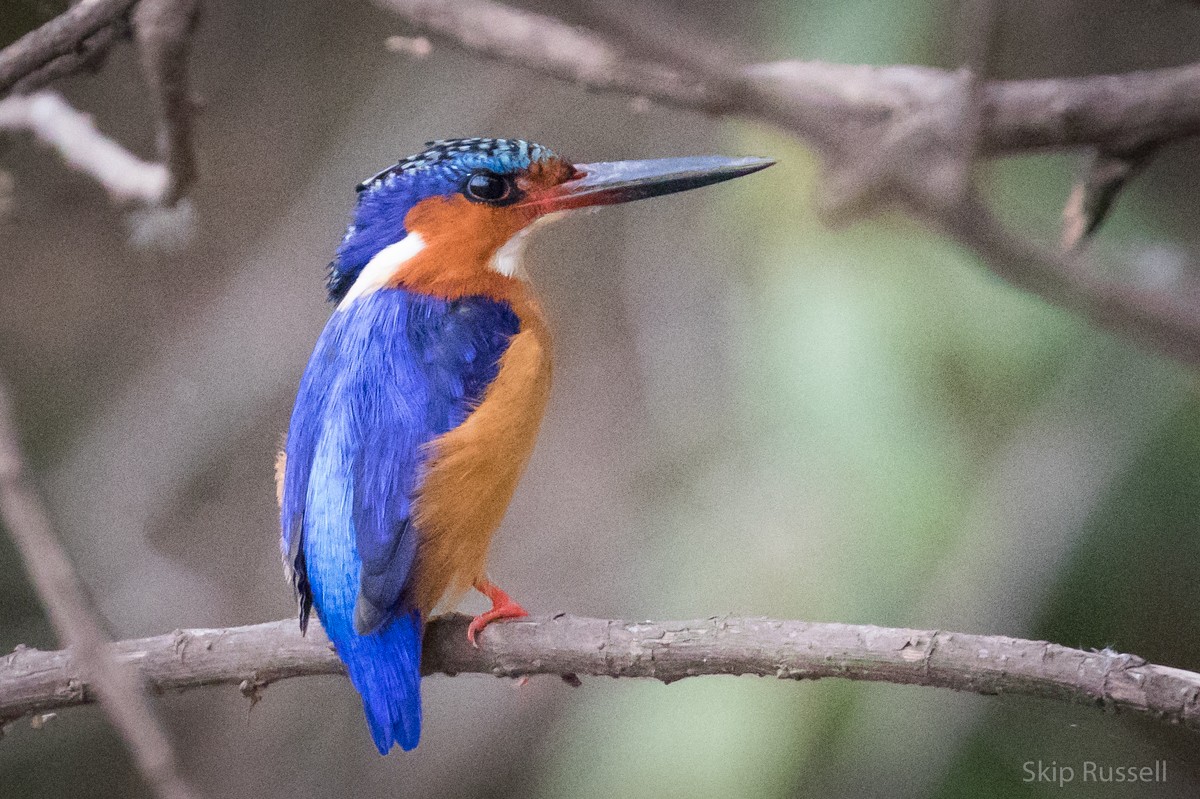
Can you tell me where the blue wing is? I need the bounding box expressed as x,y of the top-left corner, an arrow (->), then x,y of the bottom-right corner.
280,288 -> 517,752
284,290 -> 519,629
280,311 -> 343,633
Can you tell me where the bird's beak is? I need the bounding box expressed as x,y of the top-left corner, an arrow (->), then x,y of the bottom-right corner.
523,155 -> 775,214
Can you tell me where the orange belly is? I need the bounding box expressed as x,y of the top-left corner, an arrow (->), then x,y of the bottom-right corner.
409,293 -> 552,614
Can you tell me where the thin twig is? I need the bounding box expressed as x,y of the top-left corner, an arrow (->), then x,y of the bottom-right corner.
1061,144 -> 1161,250
954,0 -> 1003,192
571,0 -> 751,97
2,614 -> 1198,733
0,1 -> 202,206
371,0 -> 741,119
0,0 -> 140,96
0,382 -> 201,799
10,20 -> 128,96
132,0 -> 201,204
915,191 -> 1200,363
0,91 -> 169,204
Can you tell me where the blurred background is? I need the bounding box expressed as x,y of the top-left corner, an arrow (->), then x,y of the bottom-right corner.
3,0 -> 1200,797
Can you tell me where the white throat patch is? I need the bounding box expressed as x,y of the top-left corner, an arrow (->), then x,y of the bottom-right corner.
488,211 -> 567,278
339,232 -> 427,309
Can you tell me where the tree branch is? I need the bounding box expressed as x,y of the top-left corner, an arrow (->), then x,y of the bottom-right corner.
3,613 -> 1198,733
0,91 -> 169,203
911,191 -> 1200,364
370,0 -> 733,118
374,0 -> 1200,156
0,0 -> 202,208
9,19 -> 128,96
0,382 -> 201,799
0,0 -> 140,96
373,0 -> 1200,366
1061,144 -> 1160,249
132,0 -> 200,204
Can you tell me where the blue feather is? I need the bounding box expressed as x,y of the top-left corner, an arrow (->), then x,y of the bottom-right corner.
281,287 -> 519,752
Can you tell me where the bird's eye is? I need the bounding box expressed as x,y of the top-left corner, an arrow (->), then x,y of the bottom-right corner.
464,171 -> 512,203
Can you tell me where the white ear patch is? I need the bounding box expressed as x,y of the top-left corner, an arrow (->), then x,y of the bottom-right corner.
489,211 -> 567,278
339,232 -> 427,309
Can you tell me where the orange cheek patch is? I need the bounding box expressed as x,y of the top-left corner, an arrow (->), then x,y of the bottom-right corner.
387,195 -> 536,301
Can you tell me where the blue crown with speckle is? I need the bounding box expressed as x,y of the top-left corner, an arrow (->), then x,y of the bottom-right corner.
356,138 -> 558,192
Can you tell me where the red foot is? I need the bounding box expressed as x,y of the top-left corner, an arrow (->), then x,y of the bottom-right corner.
467,578 -> 529,647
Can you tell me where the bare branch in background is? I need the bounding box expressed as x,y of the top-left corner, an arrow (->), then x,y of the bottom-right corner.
372,0 -> 1200,157
133,0 -> 201,204
0,383 -> 202,799
0,0 -> 140,96
372,0 -> 1200,366
0,0 -> 202,208
384,34 -> 433,58
0,91 -> 169,203
4,0 -> 1199,358
2,614 -> 1198,734
1062,145 -> 1161,250
953,0 -> 1002,192
571,0 -> 753,97
913,192 -> 1200,363
10,20 -> 129,96
370,0 -> 735,120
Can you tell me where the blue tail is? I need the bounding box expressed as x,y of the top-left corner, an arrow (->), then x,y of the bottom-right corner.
328,609 -> 424,753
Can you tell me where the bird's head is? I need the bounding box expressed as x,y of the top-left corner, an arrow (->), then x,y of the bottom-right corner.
329,137 -> 773,305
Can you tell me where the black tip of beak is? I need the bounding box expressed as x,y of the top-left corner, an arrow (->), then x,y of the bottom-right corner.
532,154 -> 775,212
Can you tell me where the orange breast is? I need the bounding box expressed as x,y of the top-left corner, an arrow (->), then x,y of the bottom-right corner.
409,290 -> 553,614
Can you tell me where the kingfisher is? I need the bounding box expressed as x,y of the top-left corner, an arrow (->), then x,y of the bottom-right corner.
278,137 -> 773,753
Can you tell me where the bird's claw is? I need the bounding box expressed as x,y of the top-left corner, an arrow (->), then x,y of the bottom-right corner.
466,601 -> 529,647
467,578 -> 529,647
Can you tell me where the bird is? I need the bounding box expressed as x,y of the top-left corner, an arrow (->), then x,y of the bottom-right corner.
277,137 -> 773,754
